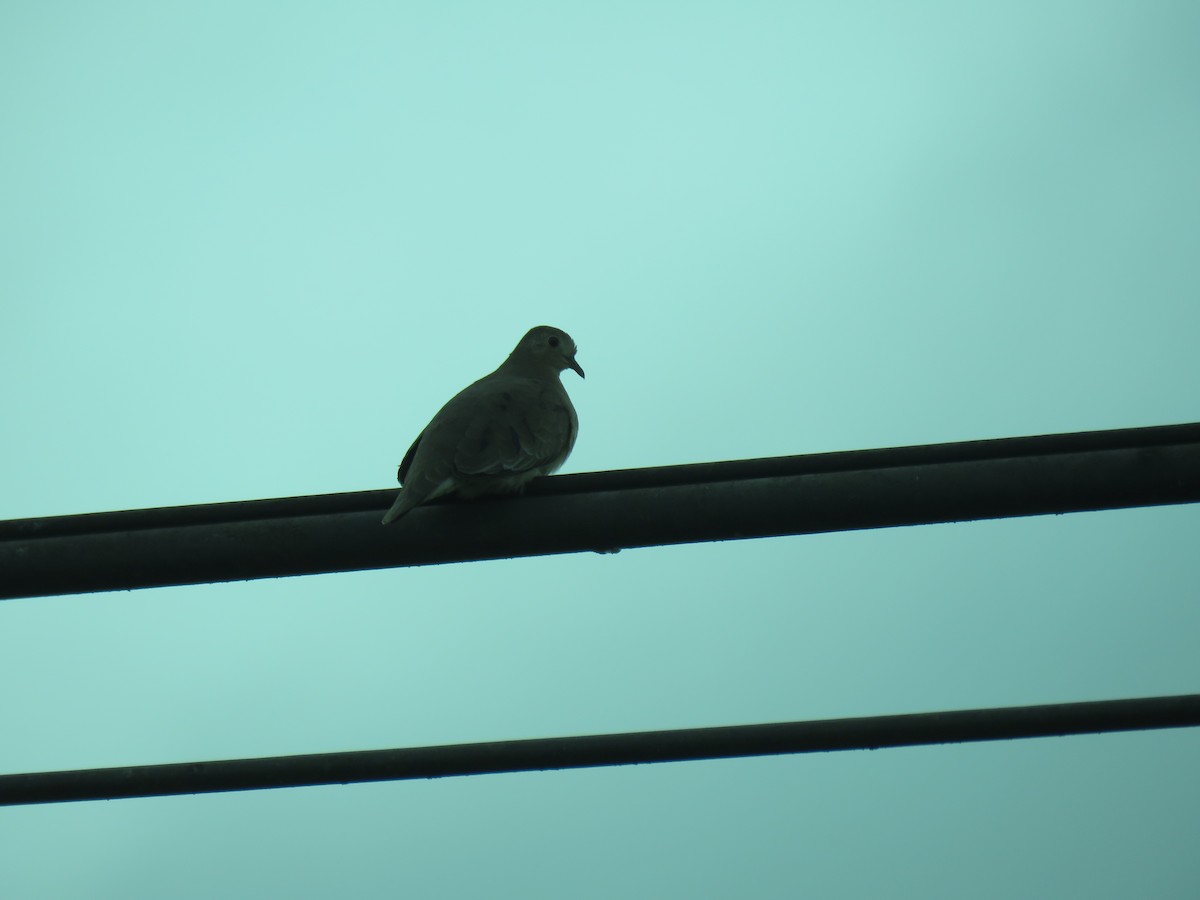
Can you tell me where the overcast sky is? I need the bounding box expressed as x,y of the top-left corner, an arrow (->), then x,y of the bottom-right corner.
2,2 -> 1199,898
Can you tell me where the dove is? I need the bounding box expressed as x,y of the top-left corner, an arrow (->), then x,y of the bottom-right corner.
382,325 -> 584,524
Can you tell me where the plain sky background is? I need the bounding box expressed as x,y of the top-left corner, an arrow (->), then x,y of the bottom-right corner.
2,2 -> 1198,897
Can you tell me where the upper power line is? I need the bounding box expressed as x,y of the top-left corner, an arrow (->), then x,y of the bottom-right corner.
1,421 -> 1198,600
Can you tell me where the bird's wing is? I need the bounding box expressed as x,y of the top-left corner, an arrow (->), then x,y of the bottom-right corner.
441,374 -> 577,478
397,430 -> 423,485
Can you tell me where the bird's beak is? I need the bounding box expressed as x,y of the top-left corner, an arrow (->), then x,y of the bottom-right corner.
568,356 -> 585,379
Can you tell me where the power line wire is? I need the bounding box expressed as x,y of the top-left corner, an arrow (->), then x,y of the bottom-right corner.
3,693 -> 1198,806
2,422 -> 1197,600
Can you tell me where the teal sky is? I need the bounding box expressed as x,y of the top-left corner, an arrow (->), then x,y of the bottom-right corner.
2,2 -> 1199,897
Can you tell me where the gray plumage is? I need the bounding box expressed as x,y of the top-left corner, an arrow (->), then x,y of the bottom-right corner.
382,325 -> 584,524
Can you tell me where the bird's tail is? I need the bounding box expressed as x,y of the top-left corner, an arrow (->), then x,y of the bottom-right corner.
381,489 -> 415,525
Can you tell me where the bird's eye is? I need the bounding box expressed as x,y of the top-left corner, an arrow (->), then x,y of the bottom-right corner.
548,336 -> 560,348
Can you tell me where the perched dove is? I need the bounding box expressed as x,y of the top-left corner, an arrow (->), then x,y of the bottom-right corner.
381,325 -> 584,524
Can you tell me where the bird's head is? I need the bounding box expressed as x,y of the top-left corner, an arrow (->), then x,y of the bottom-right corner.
511,326 -> 585,379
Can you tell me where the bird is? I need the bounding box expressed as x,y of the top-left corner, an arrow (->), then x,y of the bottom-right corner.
381,325 -> 584,524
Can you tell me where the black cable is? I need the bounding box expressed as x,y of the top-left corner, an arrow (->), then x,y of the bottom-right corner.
3,693 -> 1197,806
